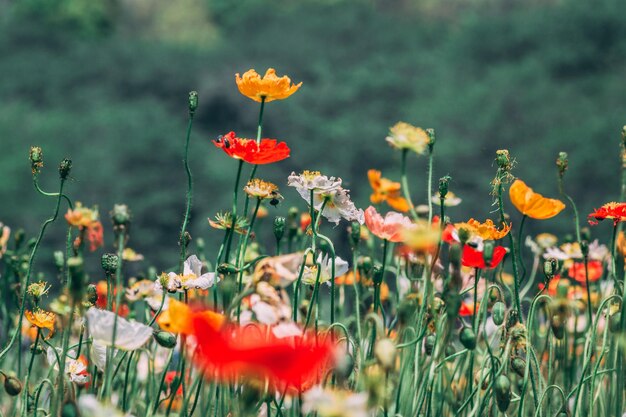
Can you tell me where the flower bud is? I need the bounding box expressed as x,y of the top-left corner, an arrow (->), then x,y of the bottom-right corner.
492,301 -> 506,326
459,327 -> 476,350
372,264 -> 383,285
556,152 -> 568,178
86,284 -> 98,305
59,158 -> 72,180
556,279 -> 569,299
101,253 -> 119,275
196,237 -> 205,252
457,227 -> 471,245
154,331 -> 178,348
495,149 -> 511,170
358,256 -> 373,274
188,91 -> 199,114
494,374 -> 511,412
67,256 -> 86,299
111,204 -> 131,227
449,243 -> 462,266
53,250 -> 64,270
29,146 -> 44,175
580,240 -> 589,257
511,357 -> 526,377
483,241 -> 495,266
217,263 -> 239,275
424,334 -> 436,356
580,227 -> 591,242
349,221 -> 361,247
61,400 -> 79,417
426,128 -> 436,151
438,175 -> 450,199
333,353 -> 354,381
273,216 -> 286,242
374,338 -> 397,371
543,258 -> 557,279
3,374 -> 22,396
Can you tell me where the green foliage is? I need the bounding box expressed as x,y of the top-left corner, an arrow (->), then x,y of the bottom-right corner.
1,0 -> 626,273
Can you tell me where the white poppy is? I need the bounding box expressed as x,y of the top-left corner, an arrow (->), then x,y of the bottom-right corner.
272,322 -> 302,339
301,254 -> 349,286
155,255 -> 218,293
85,308 -> 153,351
302,386 -> 369,417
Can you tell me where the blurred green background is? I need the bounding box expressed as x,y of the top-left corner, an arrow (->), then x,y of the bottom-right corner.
1,0 -> 625,273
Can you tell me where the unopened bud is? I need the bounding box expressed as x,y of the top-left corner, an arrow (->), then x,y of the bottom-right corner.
273,217 -> 286,242
438,175 -> 450,199
53,251 -> 64,270
543,258 -> 557,278
449,243 -> 462,266
29,146 -> 44,175
372,264 -> 383,285
154,331 -> 178,348
374,338 -> 397,370
581,240 -> 589,257
67,256 -> 86,299
556,152 -> 568,178
3,374 -> 22,396
349,221 -> 361,247
86,284 -> 98,305
101,253 -> 119,275
111,204 -> 131,227
483,241 -> 495,266
426,128 -> 436,151
59,158 -> 72,180
188,91 -> 199,114
217,263 -> 239,275
495,149 -> 511,171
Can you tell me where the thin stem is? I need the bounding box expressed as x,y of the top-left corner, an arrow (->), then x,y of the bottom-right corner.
400,149 -> 418,220
223,159 -> 245,264
179,112 -> 195,273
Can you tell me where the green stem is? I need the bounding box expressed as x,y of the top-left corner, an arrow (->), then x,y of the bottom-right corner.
400,149 -> 418,220
223,159 -> 245,264
179,112 -> 195,273
498,181 -> 523,321
427,148 -> 434,223
236,198 -> 262,322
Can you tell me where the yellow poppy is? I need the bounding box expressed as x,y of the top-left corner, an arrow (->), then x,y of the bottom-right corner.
157,299 -> 224,335
386,122 -> 430,155
367,169 -> 410,212
509,179 -> 565,220
25,309 -> 56,337
235,68 -> 302,103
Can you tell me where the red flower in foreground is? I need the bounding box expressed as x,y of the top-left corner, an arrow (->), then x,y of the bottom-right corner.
461,245 -> 506,269
568,260 -> 603,284
213,131 -> 290,165
588,202 -> 626,225
191,315 -> 333,390
459,301 -> 479,317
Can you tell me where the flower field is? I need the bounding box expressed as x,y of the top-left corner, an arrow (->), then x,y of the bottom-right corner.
1,67 -> 626,417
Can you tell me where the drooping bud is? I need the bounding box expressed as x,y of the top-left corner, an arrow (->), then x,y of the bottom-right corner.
217,263 -> 239,275
3,374 -> 22,396
349,221 -> 361,248
374,338 -> 397,371
424,334 -> 436,356
494,374 -> 511,412
154,331 -> 178,348
459,327 -> 476,350
101,253 -> 119,276
449,243 -> 462,267
29,146 -> 44,175
273,216 -> 286,242
511,357 -> 526,377
188,91 -> 199,115
59,158 -> 72,180
556,152 -> 568,178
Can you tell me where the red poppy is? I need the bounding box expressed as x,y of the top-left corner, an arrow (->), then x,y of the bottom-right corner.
213,132 -> 290,165
95,281 -> 129,317
588,202 -> 626,225
191,314 -> 333,390
568,260 -> 603,284
459,301 -> 479,317
86,221 -> 104,252
461,245 -> 506,269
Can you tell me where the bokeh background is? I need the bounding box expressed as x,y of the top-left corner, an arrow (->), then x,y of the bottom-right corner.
1,0 -> 625,273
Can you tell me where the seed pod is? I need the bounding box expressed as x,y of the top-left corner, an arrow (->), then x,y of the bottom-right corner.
511,357 -> 526,377
101,253 -> 119,275
333,353 -> 354,381
492,302 -> 506,326
494,374 -> 511,412
154,331 -> 177,348
86,284 -> 98,306
3,375 -> 22,396
459,327 -> 476,350
424,334 -> 436,356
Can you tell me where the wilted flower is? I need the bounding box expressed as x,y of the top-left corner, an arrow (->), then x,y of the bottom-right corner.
213,132 -> 290,165
302,386 -> 370,417
368,169 -> 410,212
509,179 -> 565,220
85,307 -> 153,351
156,255 -> 218,293
386,122 -> 430,155
301,254 -> 349,286
236,68 -> 302,103
209,211 -> 249,234
364,206 -> 413,242
244,178 -> 282,200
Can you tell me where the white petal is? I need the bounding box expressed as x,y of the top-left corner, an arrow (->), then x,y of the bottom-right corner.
184,255 -> 204,277
251,301 -> 279,325
90,341 -> 108,369
184,272 -> 218,290
272,322 -> 301,339
86,308 -> 153,351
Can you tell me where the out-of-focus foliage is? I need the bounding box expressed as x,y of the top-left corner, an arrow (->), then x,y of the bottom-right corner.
1,0 -> 625,272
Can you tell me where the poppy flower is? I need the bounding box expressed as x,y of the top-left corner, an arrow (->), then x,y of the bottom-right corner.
568,260 -> 603,284
213,132 -> 290,165
385,122 -> 430,155
157,299 -> 224,335
461,245 -> 507,269
509,179 -> 565,220
25,308 -> 56,337
85,307 -> 153,351
364,206 -> 413,242
459,301 -> 479,317
455,218 -> 511,241
236,68 -> 302,103
191,314 -> 334,389
367,169 -> 410,212
588,202 -> 626,225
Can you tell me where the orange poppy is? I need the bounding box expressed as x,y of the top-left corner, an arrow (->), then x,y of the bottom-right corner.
213,132 -> 290,165
588,202 -> 626,225
25,309 -> 56,337
367,169 -> 410,212
568,261 -> 603,284
236,68 -> 302,103
157,299 -> 224,335
509,179 -> 565,220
